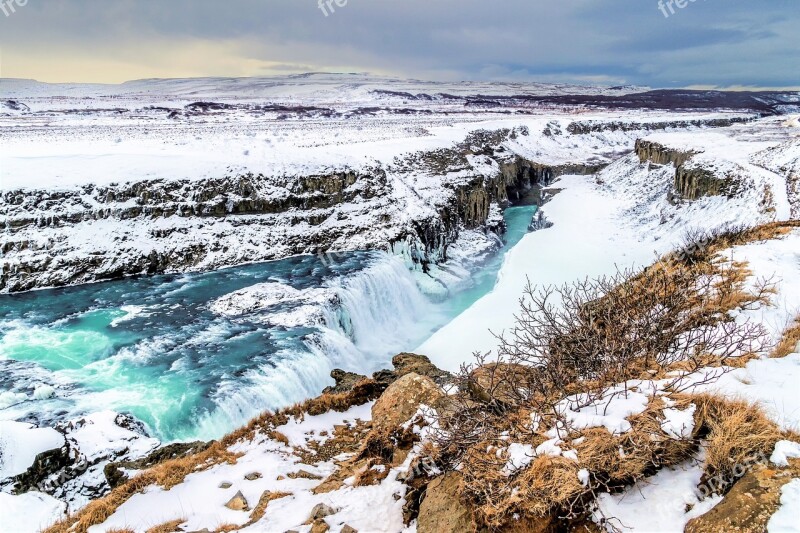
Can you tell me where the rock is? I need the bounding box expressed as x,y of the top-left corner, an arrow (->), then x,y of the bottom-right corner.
105,440 -> 210,489
308,503 -> 336,521
371,369 -> 397,389
468,363 -> 540,408
685,464 -> 799,533
310,520 -> 330,533
287,470 -> 323,480
323,369 -> 367,394
244,472 -> 262,481
224,491 -> 249,511
341,526 -> 358,533
218,482 -> 232,489
391,353 -> 450,383
417,472 -> 473,533
371,373 -> 444,433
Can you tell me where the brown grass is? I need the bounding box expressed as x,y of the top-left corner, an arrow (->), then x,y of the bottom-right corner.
451,397 -> 699,529
46,442 -> 238,533
145,519 -> 185,533
674,220 -> 800,266
772,315 -> 800,358
45,379 -> 381,533
689,394 -> 785,490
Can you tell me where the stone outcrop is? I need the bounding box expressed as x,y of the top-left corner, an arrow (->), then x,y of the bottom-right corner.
635,139 -> 697,167
569,116 -> 751,135
417,472 -> 473,533
635,139 -> 740,201
686,462 -> 800,532
674,164 -> 734,200
371,373 -> 444,433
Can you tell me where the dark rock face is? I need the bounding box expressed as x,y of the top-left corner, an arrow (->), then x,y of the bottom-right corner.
674,166 -> 734,200
0,125 -> 603,293
9,445 -> 73,495
323,370 -> 369,395
569,116 -> 752,135
103,441 -> 212,489
635,139 -> 697,167
635,139 -> 739,201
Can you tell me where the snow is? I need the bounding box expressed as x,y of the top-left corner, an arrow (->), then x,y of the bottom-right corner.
768,479 -> 800,532
86,401 -> 413,533
771,441 -> 800,468
0,420 -> 64,480
63,411 -> 159,462
275,403 -> 372,449
421,123 -> 794,371
661,405 -> 697,440
0,491 -> 66,533
594,459 -> 723,533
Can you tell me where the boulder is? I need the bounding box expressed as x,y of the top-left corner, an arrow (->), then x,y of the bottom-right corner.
371,373 -> 444,433
686,464 -> 799,532
224,491 -> 249,511
308,503 -> 336,521
417,472 -> 473,533
323,369 -> 368,394
391,353 -> 450,383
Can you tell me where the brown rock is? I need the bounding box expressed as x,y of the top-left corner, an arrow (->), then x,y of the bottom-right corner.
685,464 -> 798,533
392,353 -> 450,382
224,490 -> 249,511
417,472 -> 473,533
308,503 -> 337,521
288,469 -> 323,480
323,369 -> 368,394
310,520 -> 330,533
341,526 -> 358,533
372,373 -> 444,433
244,472 -> 262,481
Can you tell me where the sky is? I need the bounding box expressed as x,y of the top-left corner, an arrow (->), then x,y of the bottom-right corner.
0,0 -> 797,88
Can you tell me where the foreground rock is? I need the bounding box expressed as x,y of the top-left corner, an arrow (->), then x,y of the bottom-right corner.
686,461 -> 800,533
371,373 -> 444,434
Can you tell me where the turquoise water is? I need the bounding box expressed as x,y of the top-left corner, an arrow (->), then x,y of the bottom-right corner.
0,205 -> 536,442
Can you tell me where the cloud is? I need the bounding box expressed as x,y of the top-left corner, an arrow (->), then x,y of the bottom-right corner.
0,0 -> 797,87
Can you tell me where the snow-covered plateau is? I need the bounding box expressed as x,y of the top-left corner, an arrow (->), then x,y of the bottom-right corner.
2,75 -> 800,532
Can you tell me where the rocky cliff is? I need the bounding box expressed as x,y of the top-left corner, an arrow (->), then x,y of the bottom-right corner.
0,127 -> 604,292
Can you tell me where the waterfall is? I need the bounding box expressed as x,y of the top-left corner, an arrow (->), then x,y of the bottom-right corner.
190,252 -> 441,440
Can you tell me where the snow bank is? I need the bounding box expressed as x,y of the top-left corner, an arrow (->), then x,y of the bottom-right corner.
0,421 -> 64,480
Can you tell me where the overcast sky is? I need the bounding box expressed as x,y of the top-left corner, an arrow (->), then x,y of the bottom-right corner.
0,0 -> 797,88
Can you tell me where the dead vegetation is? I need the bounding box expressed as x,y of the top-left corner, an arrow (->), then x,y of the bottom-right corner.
145,519 -> 185,533
690,394 -> 786,490
431,225 -> 787,529
772,314 -> 800,358
45,378 -> 382,533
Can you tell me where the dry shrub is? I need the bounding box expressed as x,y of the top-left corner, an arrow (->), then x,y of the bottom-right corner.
481,259 -> 772,416
691,394 -> 784,491
433,246 -> 776,529
145,519 -> 185,533
673,220 -> 800,266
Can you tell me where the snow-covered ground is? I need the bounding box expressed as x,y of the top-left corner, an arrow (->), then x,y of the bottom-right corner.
2,75 -> 800,531
420,124 -> 798,370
